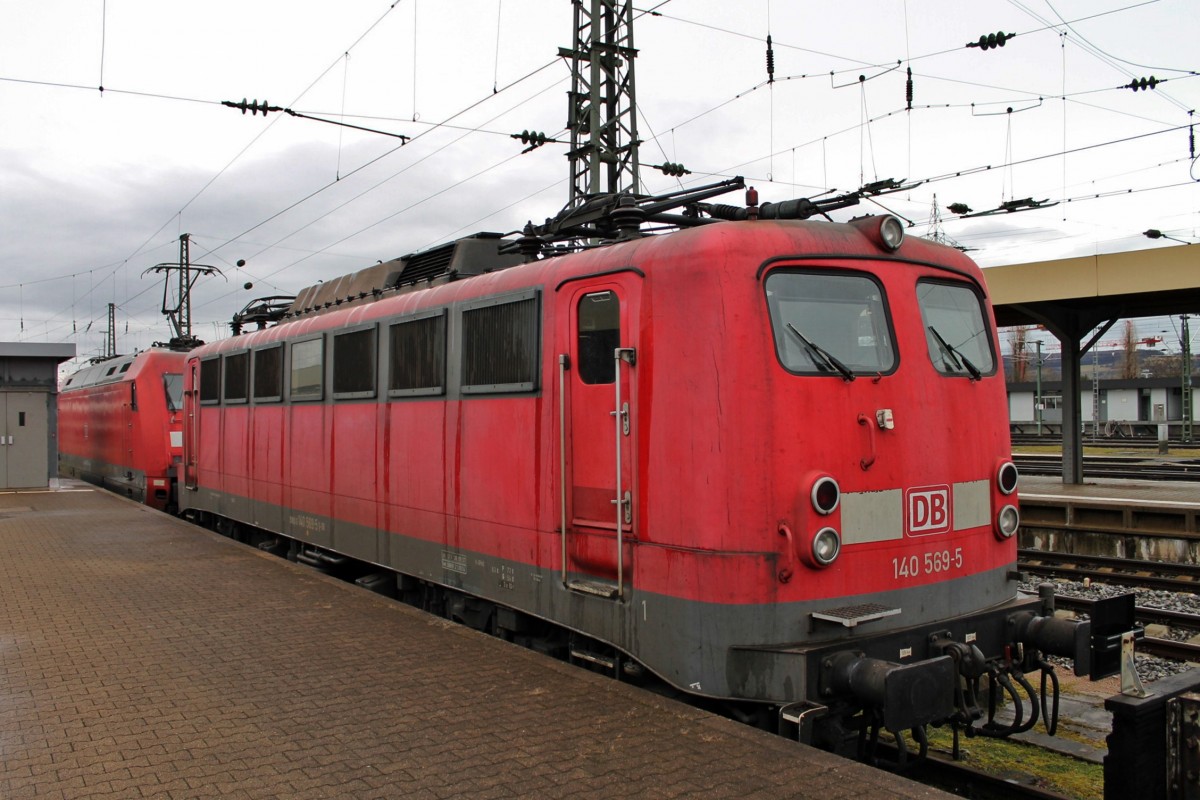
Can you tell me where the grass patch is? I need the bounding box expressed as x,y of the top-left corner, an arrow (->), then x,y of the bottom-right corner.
907,726 -> 1104,800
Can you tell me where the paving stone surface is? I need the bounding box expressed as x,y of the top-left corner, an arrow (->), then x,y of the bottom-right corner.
0,485 -> 949,798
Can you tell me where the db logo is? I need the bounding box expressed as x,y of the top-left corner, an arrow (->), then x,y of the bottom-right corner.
906,485 -> 951,535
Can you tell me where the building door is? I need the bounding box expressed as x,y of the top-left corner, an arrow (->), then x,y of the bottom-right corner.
0,392 -> 49,489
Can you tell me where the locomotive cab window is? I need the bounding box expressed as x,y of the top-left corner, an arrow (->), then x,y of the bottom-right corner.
916,280 -> 996,379
163,373 -> 183,412
765,271 -> 896,377
333,326 -> 377,399
290,338 -> 324,401
199,357 -> 221,405
460,290 -> 540,394
577,291 -> 620,384
252,345 -> 283,403
223,352 -> 249,404
389,310 -> 446,397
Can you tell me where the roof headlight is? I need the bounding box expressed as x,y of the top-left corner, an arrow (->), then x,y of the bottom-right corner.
879,216 -> 905,250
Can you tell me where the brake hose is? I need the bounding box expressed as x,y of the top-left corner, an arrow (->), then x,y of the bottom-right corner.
1039,659 -> 1061,736
980,671 -> 1024,737
1010,669 -> 1041,734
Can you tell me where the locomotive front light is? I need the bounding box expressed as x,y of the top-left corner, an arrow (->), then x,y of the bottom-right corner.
879,216 -> 905,250
812,527 -> 842,566
811,476 -> 841,515
997,461 -> 1019,495
996,504 -> 1020,538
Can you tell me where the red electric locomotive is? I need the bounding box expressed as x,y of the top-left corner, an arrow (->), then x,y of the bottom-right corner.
59,348 -> 187,511
179,184 -> 1094,757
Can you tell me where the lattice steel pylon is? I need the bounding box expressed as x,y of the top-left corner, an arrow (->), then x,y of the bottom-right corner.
560,0 -> 641,207
1183,315 -> 1193,443
105,303 -> 117,359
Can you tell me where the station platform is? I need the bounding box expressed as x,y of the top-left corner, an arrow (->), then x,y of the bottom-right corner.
1020,473 -> 1200,508
0,483 -> 949,799
1018,473 -> 1200,565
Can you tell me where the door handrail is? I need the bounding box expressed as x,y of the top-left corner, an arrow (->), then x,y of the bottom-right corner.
611,347 -> 636,598
559,354 -> 569,587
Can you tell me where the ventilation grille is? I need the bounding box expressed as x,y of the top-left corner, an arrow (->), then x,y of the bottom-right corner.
284,233 -> 524,319
461,296 -> 539,393
396,244 -> 456,286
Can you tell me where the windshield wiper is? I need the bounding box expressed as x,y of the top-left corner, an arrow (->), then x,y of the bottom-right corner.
786,323 -> 855,382
928,325 -> 982,380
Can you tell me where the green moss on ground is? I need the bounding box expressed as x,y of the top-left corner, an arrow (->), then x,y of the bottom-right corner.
907,727 -> 1104,800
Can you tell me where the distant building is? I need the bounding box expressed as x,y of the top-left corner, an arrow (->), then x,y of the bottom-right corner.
1007,376 -> 1192,436
0,342 -> 76,488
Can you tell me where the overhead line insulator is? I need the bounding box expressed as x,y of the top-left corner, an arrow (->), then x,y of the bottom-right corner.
1126,76 -> 1161,92
656,162 -> 690,177
512,130 -> 552,153
221,98 -> 281,116
906,67 -> 913,110
766,35 -> 775,83
966,31 -> 1015,51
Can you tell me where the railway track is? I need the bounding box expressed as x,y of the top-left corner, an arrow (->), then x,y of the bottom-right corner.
1048,594 -> 1200,662
1018,548 -> 1200,593
1013,452 -> 1200,480
910,753 -> 1083,800
1011,434 -> 1166,448
1020,548 -> 1200,661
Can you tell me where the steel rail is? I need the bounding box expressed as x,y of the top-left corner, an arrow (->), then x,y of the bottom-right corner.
1019,551 -> 1200,594
1013,453 -> 1200,481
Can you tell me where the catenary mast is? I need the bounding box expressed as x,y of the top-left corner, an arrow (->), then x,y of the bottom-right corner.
561,0 -> 641,205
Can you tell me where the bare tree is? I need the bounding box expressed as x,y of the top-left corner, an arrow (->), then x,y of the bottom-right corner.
1007,327 -> 1028,382
1120,320 -> 1139,379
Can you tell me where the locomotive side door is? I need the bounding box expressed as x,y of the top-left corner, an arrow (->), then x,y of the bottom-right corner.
183,360 -> 199,490
122,379 -> 134,470
558,275 -> 640,599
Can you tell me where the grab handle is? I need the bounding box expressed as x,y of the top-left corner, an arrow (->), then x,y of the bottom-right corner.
857,413 -> 876,470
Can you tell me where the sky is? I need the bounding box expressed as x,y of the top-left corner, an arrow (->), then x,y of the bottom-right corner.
1,0 -> 1197,372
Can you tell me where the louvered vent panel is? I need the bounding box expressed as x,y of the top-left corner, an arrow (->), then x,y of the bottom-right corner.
397,244 -> 456,285
461,296 -> 539,392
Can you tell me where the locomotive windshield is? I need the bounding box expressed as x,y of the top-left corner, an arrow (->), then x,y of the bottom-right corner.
765,271 -> 896,376
916,280 -> 996,378
163,373 -> 183,412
